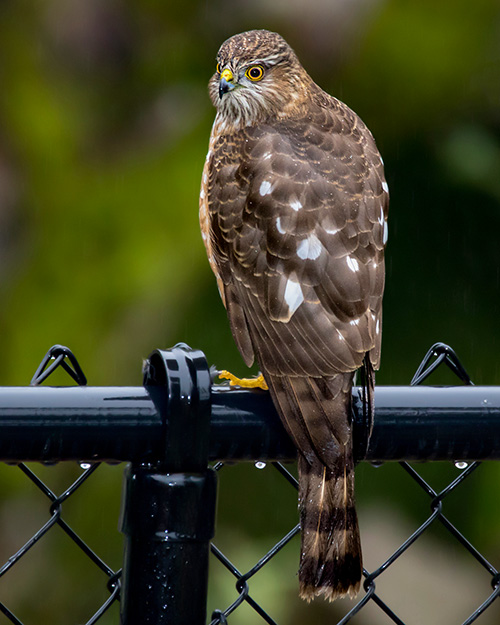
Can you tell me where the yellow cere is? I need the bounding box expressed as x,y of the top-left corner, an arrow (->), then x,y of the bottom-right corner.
220,68 -> 234,82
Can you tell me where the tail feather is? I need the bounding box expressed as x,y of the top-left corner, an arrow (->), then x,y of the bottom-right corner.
265,373 -> 362,601
298,453 -> 362,601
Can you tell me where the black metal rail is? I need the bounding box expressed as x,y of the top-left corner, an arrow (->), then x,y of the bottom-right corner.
0,379 -> 498,464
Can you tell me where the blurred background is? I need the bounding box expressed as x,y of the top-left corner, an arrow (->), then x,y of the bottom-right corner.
0,0 -> 499,623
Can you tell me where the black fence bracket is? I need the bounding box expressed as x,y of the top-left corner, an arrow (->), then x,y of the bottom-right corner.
119,343 -> 216,625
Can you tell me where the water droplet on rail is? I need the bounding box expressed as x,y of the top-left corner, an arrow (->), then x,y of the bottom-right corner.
254,462 -> 266,470
80,462 -> 91,470
454,461 -> 468,470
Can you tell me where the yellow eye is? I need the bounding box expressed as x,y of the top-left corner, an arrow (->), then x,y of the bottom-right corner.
245,65 -> 264,81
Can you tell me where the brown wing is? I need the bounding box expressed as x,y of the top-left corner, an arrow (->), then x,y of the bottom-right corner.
206,95 -> 388,377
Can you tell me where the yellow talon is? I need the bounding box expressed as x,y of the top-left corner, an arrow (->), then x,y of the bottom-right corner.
218,370 -> 268,390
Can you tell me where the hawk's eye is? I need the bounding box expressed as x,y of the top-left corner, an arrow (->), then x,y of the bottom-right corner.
245,65 -> 264,81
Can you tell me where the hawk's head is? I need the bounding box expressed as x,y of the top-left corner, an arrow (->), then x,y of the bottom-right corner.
209,30 -> 309,129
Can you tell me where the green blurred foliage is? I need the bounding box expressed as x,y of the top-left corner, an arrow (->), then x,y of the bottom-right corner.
0,0 -> 499,623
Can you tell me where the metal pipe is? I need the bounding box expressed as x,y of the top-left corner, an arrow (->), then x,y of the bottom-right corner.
119,465 -> 217,625
0,384 -> 499,463
0,385 -> 162,463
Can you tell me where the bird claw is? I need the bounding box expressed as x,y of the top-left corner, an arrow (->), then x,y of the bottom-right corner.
218,370 -> 268,390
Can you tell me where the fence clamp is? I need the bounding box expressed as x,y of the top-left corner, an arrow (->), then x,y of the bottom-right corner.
143,342 -> 212,471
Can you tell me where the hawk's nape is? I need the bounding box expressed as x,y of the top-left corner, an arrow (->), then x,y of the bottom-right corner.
200,29 -> 388,601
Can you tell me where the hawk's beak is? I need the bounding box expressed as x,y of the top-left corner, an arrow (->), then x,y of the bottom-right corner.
219,68 -> 236,99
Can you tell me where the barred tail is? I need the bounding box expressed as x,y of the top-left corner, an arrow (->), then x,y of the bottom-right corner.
298,452 -> 362,601
265,372 -> 363,601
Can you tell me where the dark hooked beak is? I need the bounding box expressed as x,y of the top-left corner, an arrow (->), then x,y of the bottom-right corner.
219,68 -> 236,99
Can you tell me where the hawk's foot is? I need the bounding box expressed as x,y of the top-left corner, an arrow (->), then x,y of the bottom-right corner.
218,370 -> 268,390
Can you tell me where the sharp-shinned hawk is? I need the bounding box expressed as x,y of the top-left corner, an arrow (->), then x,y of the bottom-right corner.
200,29 -> 388,601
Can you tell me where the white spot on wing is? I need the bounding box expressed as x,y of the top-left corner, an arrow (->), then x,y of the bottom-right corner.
350,318 -> 360,326
262,152 -> 272,160
259,180 -> 273,196
290,199 -> 302,211
346,256 -> 359,272
276,217 -> 286,235
378,206 -> 385,226
284,276 -> 304,316
297,234 -> 322,260
200,187 -> 205,200
324,225 -> 340,235
382,181 -> 389,193
376,318 -> 380,334
383,221 -> 388,245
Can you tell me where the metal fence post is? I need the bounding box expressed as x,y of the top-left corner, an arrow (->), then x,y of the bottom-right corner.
119,344 -> 216,625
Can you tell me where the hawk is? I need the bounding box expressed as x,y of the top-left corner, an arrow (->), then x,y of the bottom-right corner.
200,29 -> 388,601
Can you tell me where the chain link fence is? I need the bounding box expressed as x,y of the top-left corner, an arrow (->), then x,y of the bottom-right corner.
0,346 -> 121,625
0,343 -> 498,624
